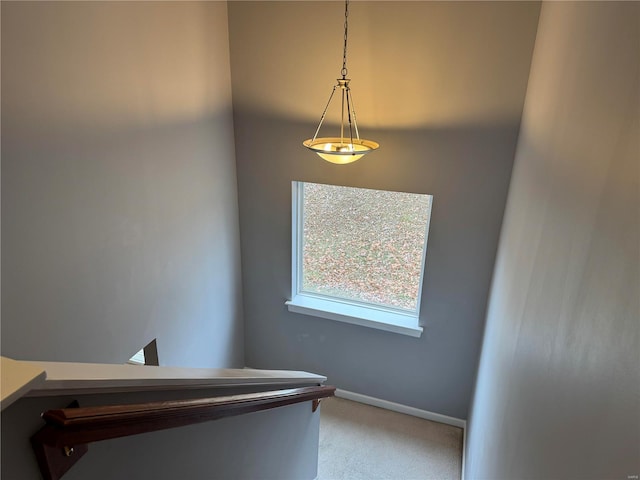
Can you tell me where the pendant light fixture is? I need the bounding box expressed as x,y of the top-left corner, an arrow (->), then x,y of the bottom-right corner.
303,0 -> 379,165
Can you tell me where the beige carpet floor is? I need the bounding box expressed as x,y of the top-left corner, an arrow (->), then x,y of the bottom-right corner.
318,397 -> 463,480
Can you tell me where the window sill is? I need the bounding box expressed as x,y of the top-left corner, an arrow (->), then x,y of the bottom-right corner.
285,295 -> 423,338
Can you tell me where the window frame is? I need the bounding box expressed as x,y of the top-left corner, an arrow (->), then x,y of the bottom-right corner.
286,181 -> 432,338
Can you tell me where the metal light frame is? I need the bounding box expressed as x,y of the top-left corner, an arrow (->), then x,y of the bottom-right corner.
303,0 -> 379,165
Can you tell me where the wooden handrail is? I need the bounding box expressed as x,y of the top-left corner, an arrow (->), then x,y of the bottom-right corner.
31,384 -> 335,480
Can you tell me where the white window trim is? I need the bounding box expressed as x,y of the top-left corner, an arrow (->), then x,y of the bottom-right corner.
286,181 -> 430,338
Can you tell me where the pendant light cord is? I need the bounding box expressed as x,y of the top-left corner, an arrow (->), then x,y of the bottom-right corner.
341,0 -> 349,78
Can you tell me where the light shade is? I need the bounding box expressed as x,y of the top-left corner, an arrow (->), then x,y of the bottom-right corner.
303,137 -> 380,164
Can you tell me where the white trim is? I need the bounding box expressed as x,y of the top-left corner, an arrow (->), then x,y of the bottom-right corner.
291,182 -> 303,297
461,423 -> 467,480
21,361 -> 326,396
414,195 -> 433,319
0,357 -> 47,411
334,389 -> 466,429
286,294 -> 423,337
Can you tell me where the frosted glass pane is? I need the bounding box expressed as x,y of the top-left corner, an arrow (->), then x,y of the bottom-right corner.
302,183 -> 432,311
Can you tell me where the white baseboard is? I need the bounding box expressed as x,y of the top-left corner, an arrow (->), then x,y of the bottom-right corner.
461,423 -> 466,480
334,389 -> 467,430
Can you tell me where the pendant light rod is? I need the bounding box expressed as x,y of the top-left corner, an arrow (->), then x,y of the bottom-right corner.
348,89 -> 361,141
311,86 -> 338,142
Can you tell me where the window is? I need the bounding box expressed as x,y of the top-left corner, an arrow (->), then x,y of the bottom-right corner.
126,339 -> 159,366
286,182 -> 433,337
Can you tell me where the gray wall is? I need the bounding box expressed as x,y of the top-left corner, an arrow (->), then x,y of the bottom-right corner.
228,1 -> 540,419
465,2 -> 639,478
1,2 -> 244,367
